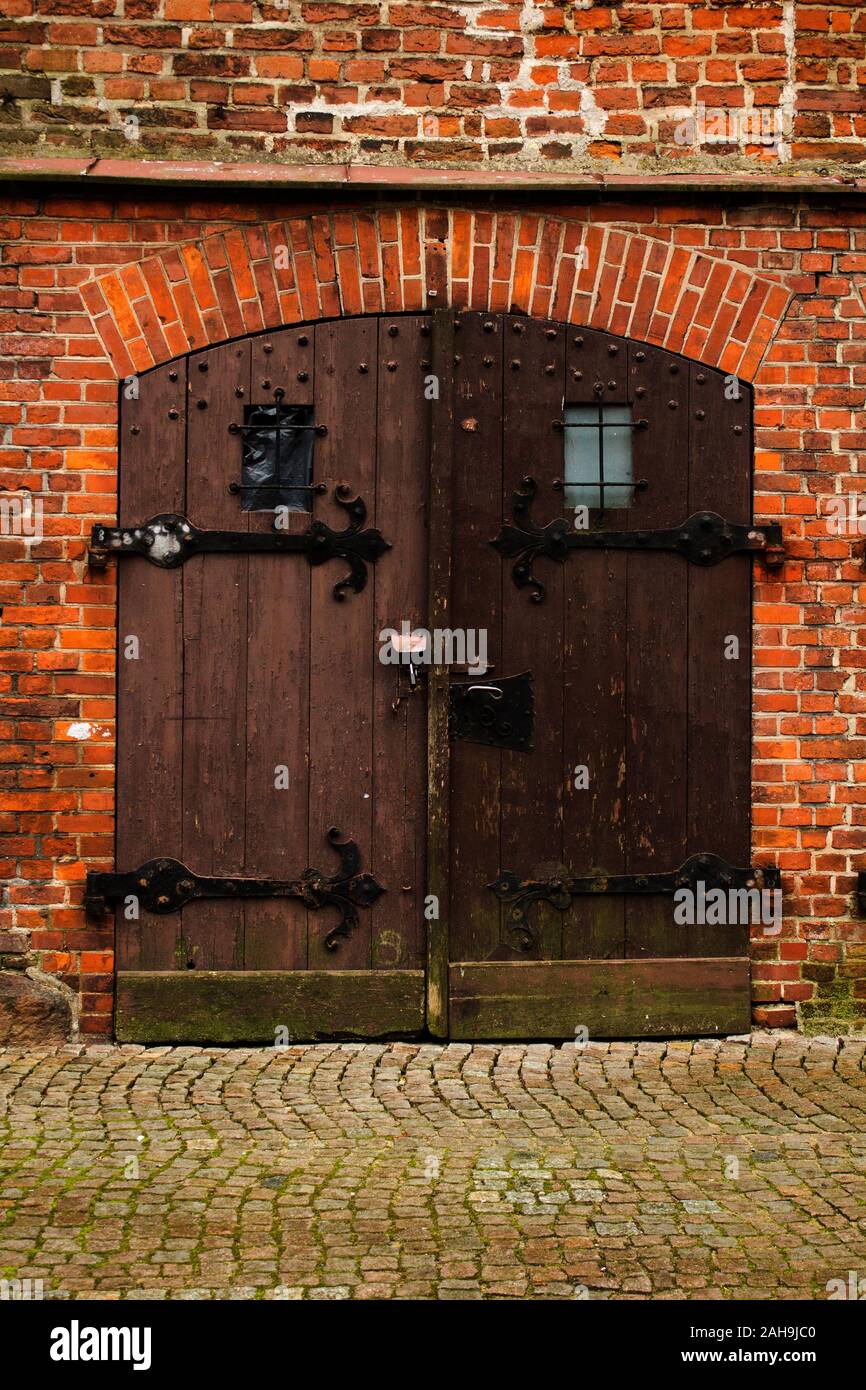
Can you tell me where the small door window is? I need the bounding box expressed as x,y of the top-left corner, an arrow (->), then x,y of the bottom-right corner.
563,404 -> 633,513
240,404 -> 315,512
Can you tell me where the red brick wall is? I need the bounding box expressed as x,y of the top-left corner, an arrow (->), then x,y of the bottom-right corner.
1,2 -> 865,173
1,191 -> 865,1037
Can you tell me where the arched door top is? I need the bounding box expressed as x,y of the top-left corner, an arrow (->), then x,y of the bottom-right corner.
111,311 -> 755,394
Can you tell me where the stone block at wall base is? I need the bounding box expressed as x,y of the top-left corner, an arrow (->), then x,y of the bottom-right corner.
0,970 -> 75,1046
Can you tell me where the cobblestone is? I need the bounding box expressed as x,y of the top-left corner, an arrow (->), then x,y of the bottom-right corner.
1,1035 -> 866,1301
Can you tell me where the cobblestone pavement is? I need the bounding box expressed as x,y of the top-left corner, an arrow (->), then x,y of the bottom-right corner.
2,1035 -> 866,1301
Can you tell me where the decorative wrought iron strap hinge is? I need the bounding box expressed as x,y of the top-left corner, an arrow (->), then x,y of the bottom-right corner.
491,477 -> 785,602
85,827 -> 384,952
88,486 -> 390,600
449,671 -> 533,751
489,853 -> 782,951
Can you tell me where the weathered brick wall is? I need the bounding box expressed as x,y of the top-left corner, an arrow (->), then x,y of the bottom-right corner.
0,192 -> 864,1037
0,1 -> 864,173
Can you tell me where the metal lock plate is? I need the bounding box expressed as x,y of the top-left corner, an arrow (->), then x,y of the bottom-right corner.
448,671 -> 533,751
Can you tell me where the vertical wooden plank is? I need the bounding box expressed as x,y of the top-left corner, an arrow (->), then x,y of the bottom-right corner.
426,310 -> 454,1036
372,315 -> 429,971
182,339 -> 250,970
498,316 -> 565,961
625,344 -> 689,959
243,327 -> 315,970
687,364 -> 752,957
561,328 -> 629,961
116,362 -> 186,971
307,317 -> 377,969
448,311 -> 503,963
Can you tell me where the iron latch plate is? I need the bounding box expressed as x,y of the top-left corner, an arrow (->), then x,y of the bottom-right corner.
449,671 -> 533,751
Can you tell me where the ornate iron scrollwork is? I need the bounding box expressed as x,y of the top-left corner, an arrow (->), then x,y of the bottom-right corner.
85,826 -> 384,952
491,476 -> 784,602
88,485 -> 390,600
489,852 -> 782,952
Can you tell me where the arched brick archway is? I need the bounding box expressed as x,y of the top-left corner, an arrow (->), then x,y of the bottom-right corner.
78,207 -> 791,383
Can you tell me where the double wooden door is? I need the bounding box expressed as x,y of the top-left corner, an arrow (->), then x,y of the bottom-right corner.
100,311 -> 765,1042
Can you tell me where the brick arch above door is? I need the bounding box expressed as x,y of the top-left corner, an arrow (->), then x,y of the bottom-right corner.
78,207 -> 791,384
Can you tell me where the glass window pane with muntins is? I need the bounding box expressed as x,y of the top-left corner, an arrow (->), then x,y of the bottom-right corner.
564,404 -> 633,511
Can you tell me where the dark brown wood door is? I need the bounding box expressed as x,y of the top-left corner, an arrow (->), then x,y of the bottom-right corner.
112,316 -> 429,1041
441,313 -> 758,1040
108,309 -> 762,1043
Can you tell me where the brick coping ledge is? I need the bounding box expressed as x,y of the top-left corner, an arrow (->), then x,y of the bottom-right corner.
3,155 -> 866,197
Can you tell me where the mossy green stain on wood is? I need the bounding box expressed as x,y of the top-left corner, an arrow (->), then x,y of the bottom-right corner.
116,970 -> 425,1043
448,957 -> 751,1040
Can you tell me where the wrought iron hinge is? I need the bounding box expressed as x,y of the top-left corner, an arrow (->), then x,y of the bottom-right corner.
88,485 -> 390,600
857,871 -> 866,915
449,671 -> 533,751
489,853 -> 782,951
85,827 -> 384,952
492,477 -> 785,602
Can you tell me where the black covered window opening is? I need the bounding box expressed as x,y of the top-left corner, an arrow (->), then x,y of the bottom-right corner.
240,404 -> 316,512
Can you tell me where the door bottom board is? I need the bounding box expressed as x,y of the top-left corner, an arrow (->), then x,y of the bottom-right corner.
448,957 -> 751,1040
116,958 -> 750,1043
116,969 -> 424,1043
